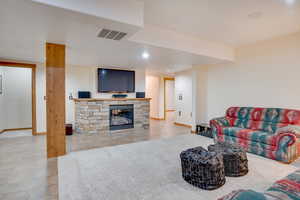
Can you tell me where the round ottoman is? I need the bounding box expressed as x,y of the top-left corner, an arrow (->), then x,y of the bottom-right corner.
208,142 -> 248,177
180,146 -> 226,190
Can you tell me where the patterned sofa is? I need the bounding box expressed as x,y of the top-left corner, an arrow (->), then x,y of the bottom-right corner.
218,169 -> 300,200
210,107 -> 300,163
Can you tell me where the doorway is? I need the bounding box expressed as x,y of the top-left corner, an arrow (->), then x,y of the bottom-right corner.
164,77 -> 175,121
0,61 -> 36,136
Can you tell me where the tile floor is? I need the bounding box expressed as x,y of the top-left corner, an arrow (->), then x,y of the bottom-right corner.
0,112 -> 190,200
0,129 -> 32,138
67,112 -> 190,152
0,133 -> 58,200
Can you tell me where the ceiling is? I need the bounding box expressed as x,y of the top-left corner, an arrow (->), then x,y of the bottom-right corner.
141,0 -> 300,46
0,0 -> 223,73
0,0 -> 300,73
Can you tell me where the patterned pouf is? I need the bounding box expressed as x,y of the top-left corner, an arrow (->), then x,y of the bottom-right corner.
208,142 -> 248,177
180,146 -> 226,190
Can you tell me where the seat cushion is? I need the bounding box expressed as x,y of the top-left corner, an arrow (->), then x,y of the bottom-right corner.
222,127 -> 277,147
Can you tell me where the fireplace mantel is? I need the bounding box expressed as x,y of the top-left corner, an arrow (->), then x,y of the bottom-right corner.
74,98 -> 150,134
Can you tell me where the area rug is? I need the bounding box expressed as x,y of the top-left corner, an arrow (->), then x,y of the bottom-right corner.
58,135 -> 297,200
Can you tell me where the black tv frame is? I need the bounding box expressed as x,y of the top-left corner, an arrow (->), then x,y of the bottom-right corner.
97,68 -> 135,93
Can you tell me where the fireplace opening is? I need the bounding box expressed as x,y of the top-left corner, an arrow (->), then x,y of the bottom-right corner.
109,104 -> 134,130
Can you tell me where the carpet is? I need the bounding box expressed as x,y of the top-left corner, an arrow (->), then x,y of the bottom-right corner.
58,135 -> 297,200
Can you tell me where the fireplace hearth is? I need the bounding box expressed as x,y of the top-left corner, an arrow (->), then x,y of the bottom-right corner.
109,104 -> 134,130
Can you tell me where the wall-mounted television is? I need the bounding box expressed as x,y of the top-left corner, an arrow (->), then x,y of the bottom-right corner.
97,68 -> 135,93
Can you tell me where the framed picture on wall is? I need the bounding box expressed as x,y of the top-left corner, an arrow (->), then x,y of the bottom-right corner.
0,75 -> 2,94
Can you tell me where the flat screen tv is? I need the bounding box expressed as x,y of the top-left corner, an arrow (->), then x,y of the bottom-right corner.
97,68 -> 135,93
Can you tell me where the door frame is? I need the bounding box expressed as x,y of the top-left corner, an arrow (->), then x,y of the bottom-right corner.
0,61 -> 37,135
163,77 -> 175,120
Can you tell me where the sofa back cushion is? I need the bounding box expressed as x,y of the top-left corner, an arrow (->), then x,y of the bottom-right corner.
226,107 -> 300,133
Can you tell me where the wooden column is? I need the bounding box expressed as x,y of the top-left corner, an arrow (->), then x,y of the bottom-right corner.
46,43 -> 66,158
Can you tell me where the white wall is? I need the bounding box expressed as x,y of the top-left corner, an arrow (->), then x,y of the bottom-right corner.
195,67 -> 208,124
35,65 -> 147,132
33,32 -> 300,133
129,24 -> 235,62
165,80 -> 175,111
0,67 -> 4,132
175,70 -> 193,126
36,63 -> 146,132
65,65 -> 93,125
0,67 -> 32,130
205,32 -> 300,121
66,66 -> 146,124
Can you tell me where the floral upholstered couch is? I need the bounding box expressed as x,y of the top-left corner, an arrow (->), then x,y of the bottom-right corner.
218,169 -> 300,200
210,107 -> 300,163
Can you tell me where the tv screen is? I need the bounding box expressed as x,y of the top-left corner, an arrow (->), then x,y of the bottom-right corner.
97,68 -> 135,93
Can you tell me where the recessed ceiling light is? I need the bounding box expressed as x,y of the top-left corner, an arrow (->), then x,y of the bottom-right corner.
142,52 -> 150,59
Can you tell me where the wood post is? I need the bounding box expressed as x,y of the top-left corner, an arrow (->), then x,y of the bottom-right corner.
46,43 -> 66,158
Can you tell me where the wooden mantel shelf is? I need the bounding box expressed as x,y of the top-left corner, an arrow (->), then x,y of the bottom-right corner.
73,98 -> 151,102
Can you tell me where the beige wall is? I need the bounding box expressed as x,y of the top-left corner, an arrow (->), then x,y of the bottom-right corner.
205,32 -> 300,121
194,67 -> 208,125
36,64 -> 146,133
145,74 -> 165,119
145,75 -> 160,118
0,68 -> 4,132
12,31 -> 300,133
165,80 -> 175,111
175,70 -> 193,126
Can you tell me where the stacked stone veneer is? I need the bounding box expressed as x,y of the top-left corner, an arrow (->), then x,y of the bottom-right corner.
75,99 -> 150,134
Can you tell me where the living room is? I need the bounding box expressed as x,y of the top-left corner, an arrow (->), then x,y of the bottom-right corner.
1,0 -> 300,200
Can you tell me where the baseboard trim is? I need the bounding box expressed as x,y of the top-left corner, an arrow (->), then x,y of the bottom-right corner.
174,122 -> 192,128
34,132 -> 47,136
165,110 -> 175,112
1,127 -> 32,133
150,117 -> 165,121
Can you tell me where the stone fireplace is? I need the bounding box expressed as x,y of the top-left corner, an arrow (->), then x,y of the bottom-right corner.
74,98 -> 150,134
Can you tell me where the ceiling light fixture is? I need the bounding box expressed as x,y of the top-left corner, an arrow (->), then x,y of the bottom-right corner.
142,52 -> 150,59
285,0 -> 295,5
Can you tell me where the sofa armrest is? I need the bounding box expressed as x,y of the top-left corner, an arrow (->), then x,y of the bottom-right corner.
210,117 -> 231,127
210,117 -> 231,141
276,132 -> 297,147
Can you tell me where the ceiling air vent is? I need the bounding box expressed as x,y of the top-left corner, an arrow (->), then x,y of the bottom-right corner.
97,29 -> 127,41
